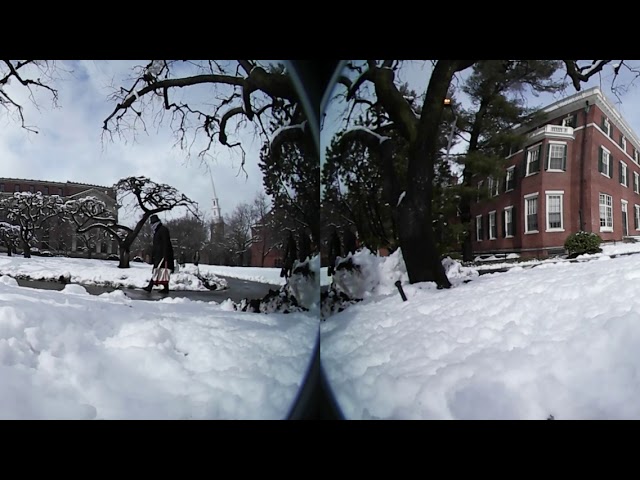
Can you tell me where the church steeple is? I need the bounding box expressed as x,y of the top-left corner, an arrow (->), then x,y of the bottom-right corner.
208,167 -> 222,224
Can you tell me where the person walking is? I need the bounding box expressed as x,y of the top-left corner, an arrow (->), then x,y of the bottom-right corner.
193,250 -> 200,266
143,214 -> 175,293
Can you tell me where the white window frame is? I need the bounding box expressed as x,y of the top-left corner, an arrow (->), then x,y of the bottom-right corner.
524,192 -> 539,234
526,144 -> 541,176
504,206 -> 514,238
635,149 -> 639,165
602,147 -> 611,178
476,215 -> 483,242
599,193 -> 613,232
488,210 -> 497,240
622,135 -> 627,152
488,177 -> 498,197
603,117 -> 611,136
621,161 -> 628,187
635,204 -> 640,231
477,180 -> 484,202
545,191 -> 564,232
635,172 -> 639,194
622,199 -> 629,237
505,166 -> 515,192
547,141 -> 566,172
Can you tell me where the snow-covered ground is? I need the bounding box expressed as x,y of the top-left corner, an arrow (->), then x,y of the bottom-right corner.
201,264 -> 332,287
321,246 -> 640,419
0,256 -> 230,291
472,241 -> 640,271
0,275 -> 318,419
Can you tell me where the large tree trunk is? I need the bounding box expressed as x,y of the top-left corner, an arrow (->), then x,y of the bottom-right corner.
396,62 -> 462,288
119,246 -> 130,268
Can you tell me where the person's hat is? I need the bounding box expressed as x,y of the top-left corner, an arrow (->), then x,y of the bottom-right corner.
149,214 -> 160,224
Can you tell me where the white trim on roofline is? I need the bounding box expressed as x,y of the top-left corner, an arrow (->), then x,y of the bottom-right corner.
512,87 -> 640,156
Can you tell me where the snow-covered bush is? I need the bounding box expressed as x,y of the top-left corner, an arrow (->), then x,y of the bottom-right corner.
564,231 -> 602,257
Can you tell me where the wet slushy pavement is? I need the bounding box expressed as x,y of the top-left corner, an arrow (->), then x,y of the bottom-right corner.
14,275 -> 278,304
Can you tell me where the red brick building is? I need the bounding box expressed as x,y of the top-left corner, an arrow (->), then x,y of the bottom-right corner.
472,86 -> 640,259
0,178 -> 118,255
249,211 -> 284,268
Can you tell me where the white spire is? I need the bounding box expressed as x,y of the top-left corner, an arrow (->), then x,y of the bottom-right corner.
208,167 -> 222,223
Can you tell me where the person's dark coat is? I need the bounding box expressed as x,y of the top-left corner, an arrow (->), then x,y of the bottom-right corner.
152,223 -> 175,272
179,251 -> 186,267
193,250 -> 200,266
327,228 -> 341,276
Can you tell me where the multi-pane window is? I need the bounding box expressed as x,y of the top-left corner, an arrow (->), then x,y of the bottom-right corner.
601,148 -> 611,177
622,135 -> 627,152
29,185 -> 34,193
44,187 -> 49,195
526,146 -> 540,175
621,161 -> 628,187
487,177 -> 499,197
599,193 -> 613,230
477,181 -> 484,202
635,205 -> 640,230
476,215 -> 483,241
0,184 -> 4,192
525,195 -> 538,233
504,206 -> 514,237
546,193 -> 563,231
58,187 -> 63,196
14,185 -> 20,192
635,149 -> 639,164
603,117 -> 611,136
505,167 -> 515,191
548,143 -> 566,171
635,172 -> 639,194
489,211 -> 497,239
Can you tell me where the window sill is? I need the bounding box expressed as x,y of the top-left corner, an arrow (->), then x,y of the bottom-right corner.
525,230 -> 539,235
505,235 -> 514,239
600,227 -> 613,233
525,172 -> 540,177
505,188 -> 514,193
622,183 -> 628,188
600,173 -> 611,179
547,169 -> 565,173
546,228 -> 565,233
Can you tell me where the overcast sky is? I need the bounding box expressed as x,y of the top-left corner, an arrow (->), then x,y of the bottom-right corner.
0,60 -> 274,227
321,60 -> 640,169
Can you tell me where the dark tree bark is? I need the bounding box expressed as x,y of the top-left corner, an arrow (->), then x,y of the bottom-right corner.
339,60 -> 475,287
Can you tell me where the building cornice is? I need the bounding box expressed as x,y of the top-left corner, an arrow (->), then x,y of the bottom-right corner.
515,86 -> 640,153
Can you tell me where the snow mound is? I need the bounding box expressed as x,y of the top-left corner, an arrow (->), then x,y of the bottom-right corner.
442,257 -> 479,282
332,248 -> 409,300
0,275 -> 18,287
62,284 -> 89,295
180,265 -> 228,290
288,255 -> 320,312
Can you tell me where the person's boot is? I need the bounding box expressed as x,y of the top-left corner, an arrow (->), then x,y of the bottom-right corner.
162,285 -> 169,293
143,281 -> 153,292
